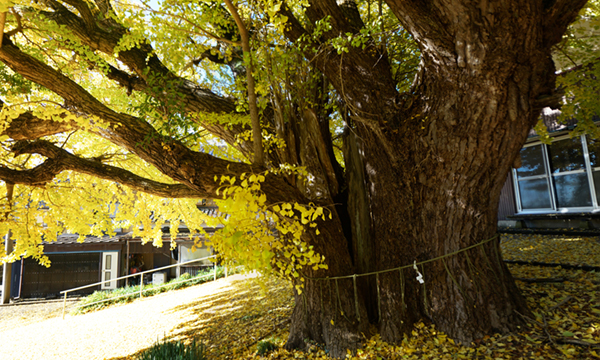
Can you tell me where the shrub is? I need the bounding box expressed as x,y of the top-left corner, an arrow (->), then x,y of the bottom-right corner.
256,339 -> 278,356
72,266 -> 242,314
136,338 -> 206,360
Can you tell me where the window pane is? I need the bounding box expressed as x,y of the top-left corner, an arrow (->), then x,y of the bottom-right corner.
587,136 -> 600,168
548,137 -> 585,173
517,145 -> 546,178
554,173 -> 592,208
518,178 -> 552,209
105,255 -> 111,270
105,272 -> 111,282
592,171 -> 600,204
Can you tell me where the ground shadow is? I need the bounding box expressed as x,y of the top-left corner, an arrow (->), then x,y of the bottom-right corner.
106,276 -> 294,359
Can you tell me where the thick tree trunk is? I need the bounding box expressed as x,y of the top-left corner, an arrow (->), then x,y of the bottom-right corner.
279,0 -> 593,354
346,29 -> 558,346
284,215 -> 370,357
286,2 -> 569,352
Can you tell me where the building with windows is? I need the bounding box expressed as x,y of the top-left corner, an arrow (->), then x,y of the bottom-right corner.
2,203 -> 220,300
498,109 -> 600,229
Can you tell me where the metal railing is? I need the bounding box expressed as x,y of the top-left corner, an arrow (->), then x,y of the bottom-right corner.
60,255 -> 219,319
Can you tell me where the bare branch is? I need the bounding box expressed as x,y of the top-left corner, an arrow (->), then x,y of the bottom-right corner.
5,8 -> 23,37
3,112 -> 77,140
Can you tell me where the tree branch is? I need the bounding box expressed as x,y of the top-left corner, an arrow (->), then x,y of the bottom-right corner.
35,3 -> 237,113
304,0 -> 364,38
544,0 -> 590,47
0,11 -> 6,48
5,8 -> 23,38
557,56 -> 600,77
104,63 -> 146,95
280,1 -> 398,119
33,2 -> 253,155
0,33 -> 303,205
7,140 -> 204,198
0,99 -> 78,140
3,112 -> 77,140
223,0 -> 264,166
61,0 -> 97,28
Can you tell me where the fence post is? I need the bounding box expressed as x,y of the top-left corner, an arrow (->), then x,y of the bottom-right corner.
62,292 -> 67,319
225,266 -> 228,278
214,262 -> 217,281
139,273 -> 143,298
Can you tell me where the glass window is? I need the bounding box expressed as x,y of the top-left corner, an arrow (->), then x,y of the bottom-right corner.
105,255 -> 111,270
593,172 -> 600,204
514,135 -> 598,213
587,136 -> 600,168
518,178 -> 552,209
516,145 -> 546,178
105,272 -> 111,281
553,173 -> 592,208
585,136 -> 600,204
548,137 -> 585,173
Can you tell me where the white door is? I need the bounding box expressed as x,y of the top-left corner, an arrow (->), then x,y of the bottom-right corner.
101,252 -> 118,290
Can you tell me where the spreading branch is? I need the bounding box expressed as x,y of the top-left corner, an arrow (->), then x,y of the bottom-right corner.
33,1 -> 252,155
280,1 -> 398,119
0,33 -> 303,205
3,140 -> 204,198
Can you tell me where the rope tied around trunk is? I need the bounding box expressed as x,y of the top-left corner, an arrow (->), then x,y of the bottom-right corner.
305,233 -> 499,281
301,234 -> 500,324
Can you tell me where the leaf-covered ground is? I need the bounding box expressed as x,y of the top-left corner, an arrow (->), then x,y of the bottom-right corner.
122,234 -> 600,360
501,233 -> 600,267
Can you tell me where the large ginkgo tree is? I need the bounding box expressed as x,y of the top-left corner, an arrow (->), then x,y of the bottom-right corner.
0,0 -> 593,356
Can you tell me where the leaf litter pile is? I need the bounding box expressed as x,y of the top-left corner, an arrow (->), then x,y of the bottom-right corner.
121,234 -> 600,359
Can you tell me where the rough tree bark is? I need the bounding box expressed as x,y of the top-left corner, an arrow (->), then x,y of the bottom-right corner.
279,0 -> 589,355
0,0 -> 589,358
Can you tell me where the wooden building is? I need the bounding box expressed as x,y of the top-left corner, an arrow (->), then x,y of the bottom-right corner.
3,204 -> 222,300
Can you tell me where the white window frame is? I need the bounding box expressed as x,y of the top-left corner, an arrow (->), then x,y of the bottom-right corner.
513,134 -> 600,214
513,142 -> 555,213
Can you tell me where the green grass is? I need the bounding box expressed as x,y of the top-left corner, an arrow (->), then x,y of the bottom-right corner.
72,266 -> 239,314
136,337 -> 206,360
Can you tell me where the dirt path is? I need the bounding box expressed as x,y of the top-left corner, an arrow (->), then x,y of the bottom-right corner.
0,274 -> 253,360
0,298 -> 78,328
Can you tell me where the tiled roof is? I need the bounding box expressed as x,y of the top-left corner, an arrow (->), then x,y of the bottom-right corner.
45,232 -> 207,245
47,234 -> 123,245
